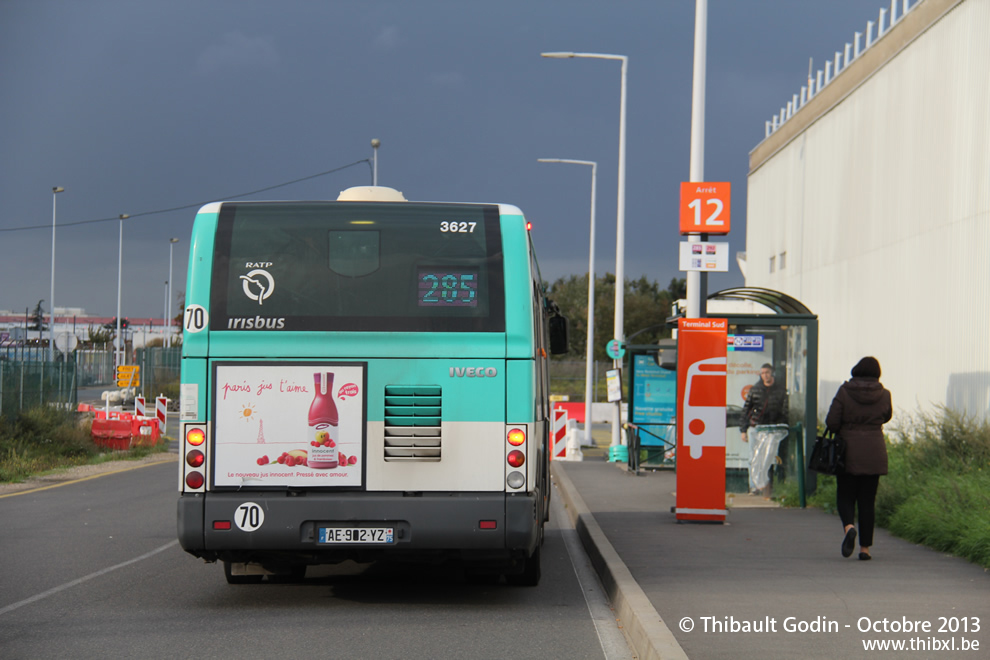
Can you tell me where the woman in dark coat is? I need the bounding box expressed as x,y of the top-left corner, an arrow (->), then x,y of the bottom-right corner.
825,356 -> 892,560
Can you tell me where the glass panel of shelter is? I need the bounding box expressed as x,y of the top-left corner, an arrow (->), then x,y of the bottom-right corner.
726,325 -> 791,492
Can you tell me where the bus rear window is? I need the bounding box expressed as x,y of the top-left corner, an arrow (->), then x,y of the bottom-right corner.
210,202 -> 505,332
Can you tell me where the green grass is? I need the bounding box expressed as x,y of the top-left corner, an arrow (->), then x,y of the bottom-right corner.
0,406 -> 168,483
779,407 -> 990,568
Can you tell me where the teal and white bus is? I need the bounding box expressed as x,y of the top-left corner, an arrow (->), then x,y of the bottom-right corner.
177,186 -> 567,585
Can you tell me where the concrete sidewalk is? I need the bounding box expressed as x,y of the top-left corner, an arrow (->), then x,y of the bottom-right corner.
551,458 -> 989,660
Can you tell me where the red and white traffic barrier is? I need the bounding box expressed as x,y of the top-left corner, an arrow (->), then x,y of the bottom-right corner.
551,404 -> 584,461
551,408 -> 567,460
135,396 -> 146,418
156,396 -> 168,435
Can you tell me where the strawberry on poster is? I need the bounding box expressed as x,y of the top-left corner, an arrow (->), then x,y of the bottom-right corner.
214,364 -> 365,487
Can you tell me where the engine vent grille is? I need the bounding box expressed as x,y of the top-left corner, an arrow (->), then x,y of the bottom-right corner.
383,385 -> 441,462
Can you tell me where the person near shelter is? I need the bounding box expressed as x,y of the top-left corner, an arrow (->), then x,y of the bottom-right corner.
739,363 -> 788,492
826,356 -> 892,560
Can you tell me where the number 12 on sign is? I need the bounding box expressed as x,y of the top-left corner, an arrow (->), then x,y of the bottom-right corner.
680,182 -> 731,235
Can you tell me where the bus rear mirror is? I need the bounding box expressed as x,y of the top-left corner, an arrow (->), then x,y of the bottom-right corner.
549,315 -> 569,355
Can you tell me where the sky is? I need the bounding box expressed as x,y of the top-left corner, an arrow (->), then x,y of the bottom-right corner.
1,0 -> 881,321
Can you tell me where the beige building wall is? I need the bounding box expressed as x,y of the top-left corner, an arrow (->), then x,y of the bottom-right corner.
746,0 -> 990,417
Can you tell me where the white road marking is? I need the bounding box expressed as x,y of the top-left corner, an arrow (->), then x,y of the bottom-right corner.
0,540 -> 179,616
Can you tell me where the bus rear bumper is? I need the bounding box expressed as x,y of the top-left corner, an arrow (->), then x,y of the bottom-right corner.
177,490 -> 540,567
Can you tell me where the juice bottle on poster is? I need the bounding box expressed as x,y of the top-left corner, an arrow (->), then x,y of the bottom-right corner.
308,372 -> 339,469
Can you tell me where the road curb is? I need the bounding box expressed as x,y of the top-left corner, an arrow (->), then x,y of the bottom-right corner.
552,461 -> 688,660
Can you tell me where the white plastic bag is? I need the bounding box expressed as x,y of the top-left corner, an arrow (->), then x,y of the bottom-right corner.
748,424 -> 789,491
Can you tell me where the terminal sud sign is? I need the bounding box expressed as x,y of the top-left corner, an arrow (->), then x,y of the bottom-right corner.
675,317 -> 728,522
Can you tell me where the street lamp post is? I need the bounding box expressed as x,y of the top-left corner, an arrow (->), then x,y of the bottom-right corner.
49,186 -> 65,360
538,158 -> 597,446
167,238 -> 179,348
686,0 -> 709,318
116,214 -> 129,370
163,281 -> 168,346
541,51 -> 628,449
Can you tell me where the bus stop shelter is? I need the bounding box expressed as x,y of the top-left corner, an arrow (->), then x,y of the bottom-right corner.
624,287 -> 819,504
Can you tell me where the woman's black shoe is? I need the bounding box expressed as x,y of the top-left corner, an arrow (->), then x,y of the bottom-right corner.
842,528 -> 857,557
859,552 -> 872,560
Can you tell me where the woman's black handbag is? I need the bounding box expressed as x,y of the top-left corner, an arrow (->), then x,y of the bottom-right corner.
808,429 -> 845,475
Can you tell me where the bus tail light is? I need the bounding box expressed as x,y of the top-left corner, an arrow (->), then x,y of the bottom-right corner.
506,425 -> 528,490
186,427 -> 206,446
182,423 -> 208,493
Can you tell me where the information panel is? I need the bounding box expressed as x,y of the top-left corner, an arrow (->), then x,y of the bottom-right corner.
630,354 -> 676,447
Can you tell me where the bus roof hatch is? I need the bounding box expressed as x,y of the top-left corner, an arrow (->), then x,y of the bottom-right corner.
337,186 -> 407,202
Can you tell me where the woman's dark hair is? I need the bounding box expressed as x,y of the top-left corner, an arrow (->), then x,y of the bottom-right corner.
851,356 -> 881,379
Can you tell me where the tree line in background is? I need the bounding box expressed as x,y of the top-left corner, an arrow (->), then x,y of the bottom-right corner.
547,274 -> 685,361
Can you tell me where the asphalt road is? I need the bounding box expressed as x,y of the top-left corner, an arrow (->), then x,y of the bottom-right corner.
0,461 -> 632,660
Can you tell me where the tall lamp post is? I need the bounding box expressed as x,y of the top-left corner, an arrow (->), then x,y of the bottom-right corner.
537,158 -> 597,445
49,186 -> 65,360
541,51 -> 628,449
163,281 -> 168,346
167,238 -> 179,347
686,0 -> 709,318
116,214 -> 129,369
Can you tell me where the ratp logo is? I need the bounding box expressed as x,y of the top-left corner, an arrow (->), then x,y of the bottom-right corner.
240,269 -> 275,305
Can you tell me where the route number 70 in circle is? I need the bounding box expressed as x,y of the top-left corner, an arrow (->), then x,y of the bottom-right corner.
679,181 -> 731,235
183,304 -> 209,333
234,502 -> 265,532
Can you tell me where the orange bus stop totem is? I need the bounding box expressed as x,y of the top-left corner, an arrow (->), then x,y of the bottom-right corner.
676,318 -> 728,522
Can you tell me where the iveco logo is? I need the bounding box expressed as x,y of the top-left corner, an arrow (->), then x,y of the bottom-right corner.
449,367 -> 498,378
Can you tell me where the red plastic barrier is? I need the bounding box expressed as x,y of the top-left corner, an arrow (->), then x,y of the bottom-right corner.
93,410 -> 133,421
91,417 -> 161,449
553,401 -> 585,424
91,419 -> 132,450
130,418 -> 160,447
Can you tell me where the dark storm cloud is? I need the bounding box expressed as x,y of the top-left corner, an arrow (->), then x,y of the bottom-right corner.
1,0 -> 878,318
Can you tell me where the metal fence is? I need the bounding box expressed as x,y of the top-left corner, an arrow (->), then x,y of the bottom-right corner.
135,347 -> 181,401
74,347 -> 115,386
0,346 -> 181,420
2,344 -> 116,388
0,358 -> 78,419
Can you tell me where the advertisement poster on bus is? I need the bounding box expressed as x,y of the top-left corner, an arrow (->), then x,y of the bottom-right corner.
213,363 -> 366,488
